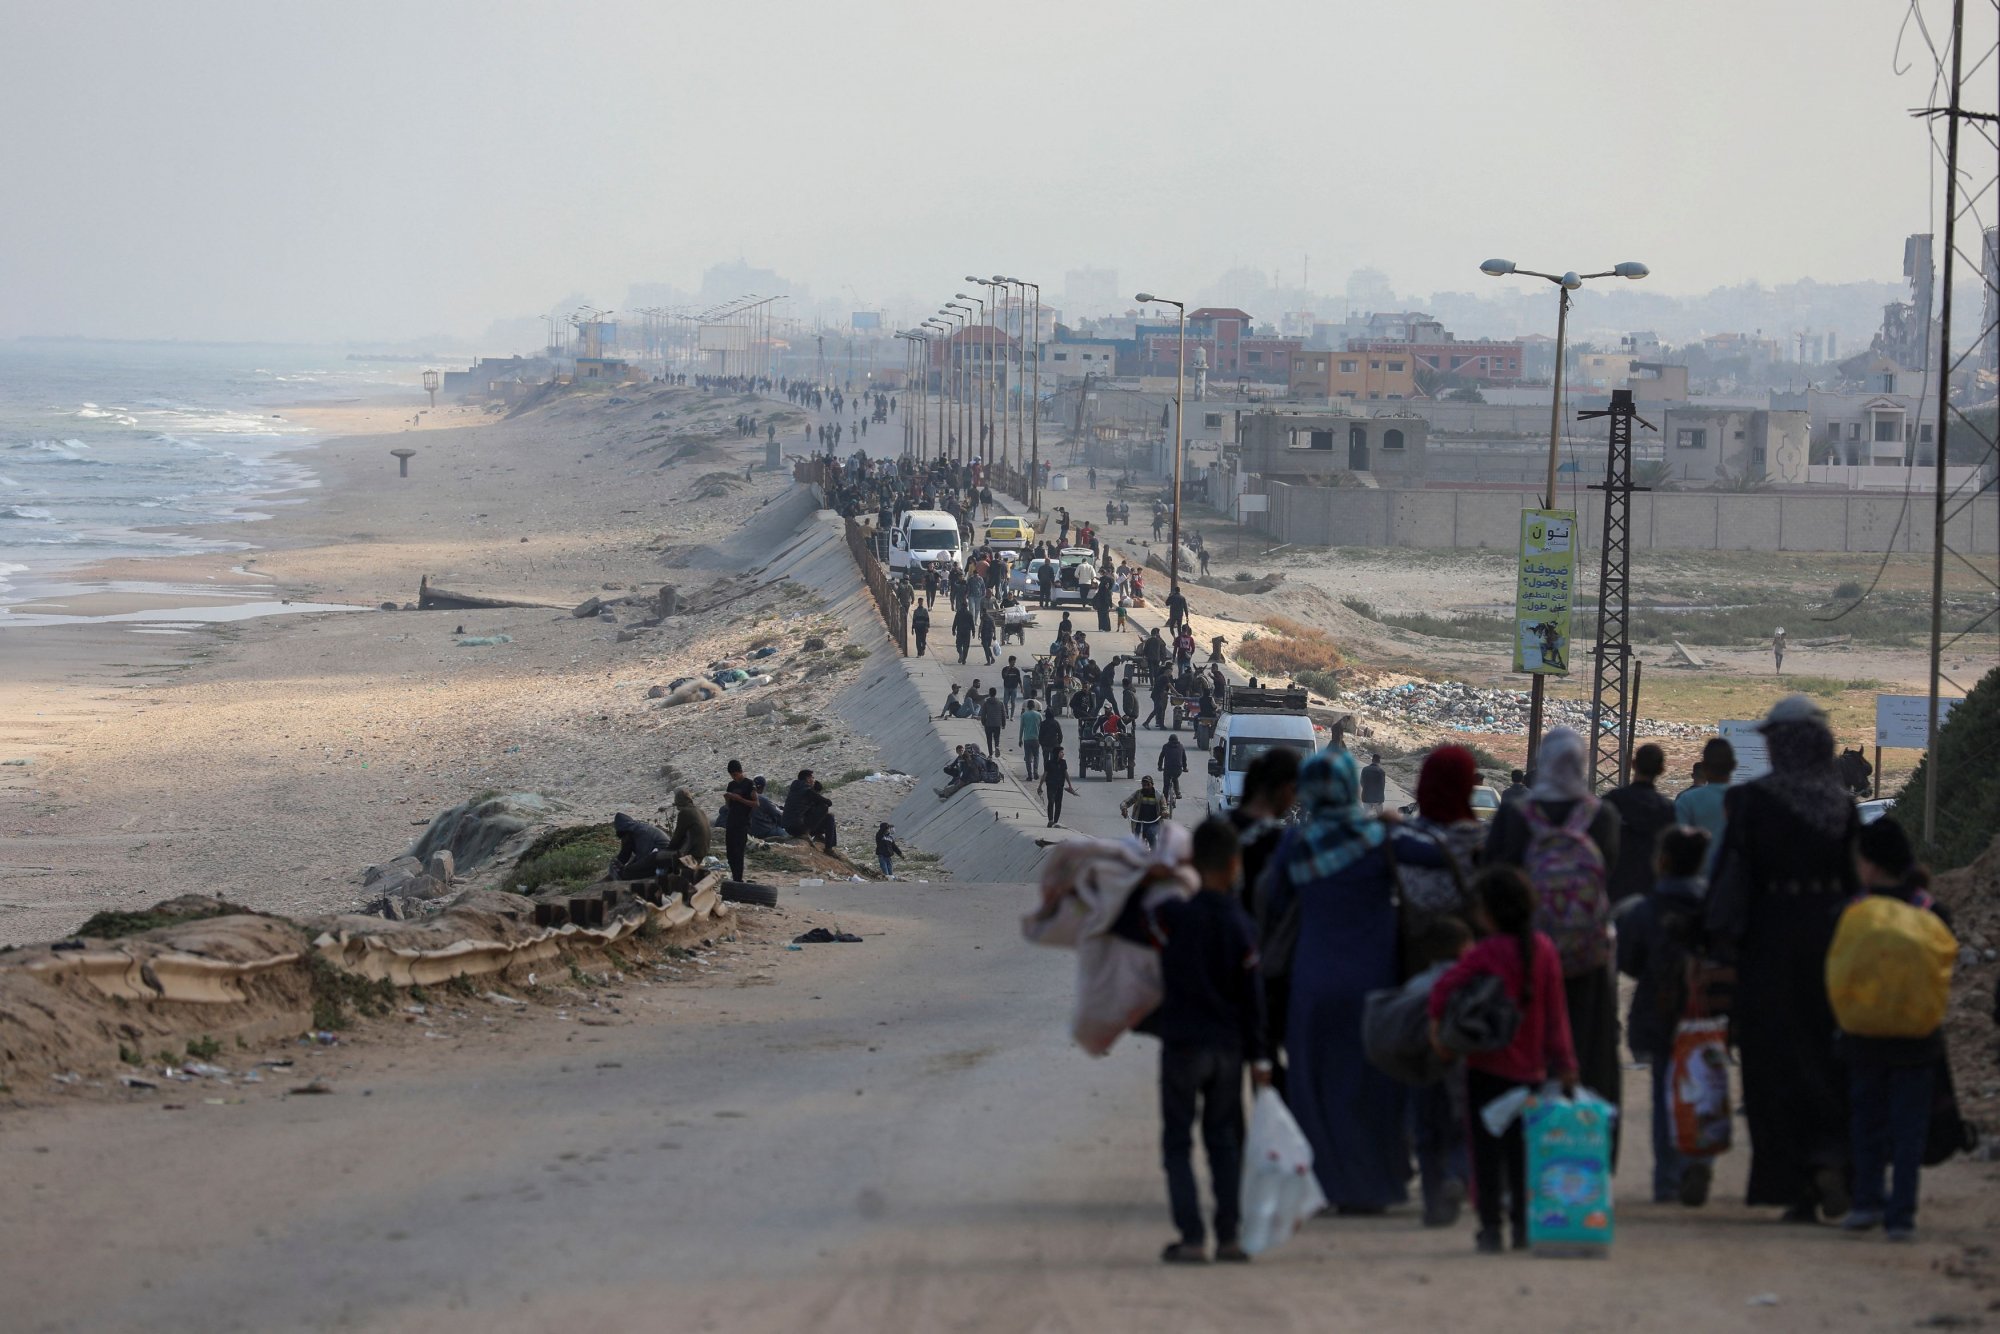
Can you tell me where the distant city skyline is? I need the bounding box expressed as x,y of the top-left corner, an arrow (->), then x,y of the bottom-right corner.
0,1 -> 1981,345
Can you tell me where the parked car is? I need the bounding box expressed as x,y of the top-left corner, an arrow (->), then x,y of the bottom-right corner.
1857,797 -> 1896,825
1470,785 -> 1502,821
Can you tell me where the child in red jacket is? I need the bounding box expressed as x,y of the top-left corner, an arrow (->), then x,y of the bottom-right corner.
1429,865 -> 1578,1253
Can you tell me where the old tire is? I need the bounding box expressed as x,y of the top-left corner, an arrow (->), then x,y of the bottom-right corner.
719,879 -> 779,908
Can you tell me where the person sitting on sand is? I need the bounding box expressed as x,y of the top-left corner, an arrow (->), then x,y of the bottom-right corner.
663,788 -> 711,865
609,812 -> 675,881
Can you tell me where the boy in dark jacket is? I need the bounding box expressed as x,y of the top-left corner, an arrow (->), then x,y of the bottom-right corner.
1616,824 -> 1711,1205
1150,818 -> 1268,1264
874,823 -> 902,878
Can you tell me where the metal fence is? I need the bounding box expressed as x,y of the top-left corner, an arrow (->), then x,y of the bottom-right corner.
844,516 -> 908,655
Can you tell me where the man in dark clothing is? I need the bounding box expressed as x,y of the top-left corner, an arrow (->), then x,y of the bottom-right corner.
1500,769 -> 1529,806
1040,743 -> 1076,826
1146,671 -> 1171,730
1001,656 -> 1023,717
952,604 -> 975,664
911,602 -> 930,656
1150,818 -> 1267,1264
1359,753 -> 1387,810
790,772 -> 837,851
1143,626 -> 1169,676
1038,559 -> 1056,608
1159,733 -> 1187,802
980,689 -> 1007,756
609,812 -> 675,880
721,760 -> 757,882
1602,742 -> 1676,908
1165,584 -> 1189,634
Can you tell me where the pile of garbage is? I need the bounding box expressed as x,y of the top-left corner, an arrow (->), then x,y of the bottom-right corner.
1338,679 -> 1708,740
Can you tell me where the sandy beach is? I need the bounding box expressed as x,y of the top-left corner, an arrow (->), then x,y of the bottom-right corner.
0,383 -> 914,946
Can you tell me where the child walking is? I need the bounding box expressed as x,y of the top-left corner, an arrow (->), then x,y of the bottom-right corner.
1616,824 -> 1713,1206
874,823 -> 902,879
1839,818 -> 1951,1243
1149,818 -> 1268,1264
1428,865 -> 1577,1253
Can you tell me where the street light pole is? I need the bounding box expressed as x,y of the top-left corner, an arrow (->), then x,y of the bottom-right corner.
1135,293 -> 1187,594
956,292 -> 988,467
1479,257 -> 1649,769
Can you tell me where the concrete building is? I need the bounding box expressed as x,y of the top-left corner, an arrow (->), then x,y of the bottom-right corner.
1660,406 -> 1811,485
1239,408 -> 1429,484
1042,340 -> 1123,382
1287,347 -> 1419,401
440,355 -> 555,400
1628,360 -> 1690,408
1770,359 -> 1938,466
1355,337 -> 1525,384
1574,351 -> 1637,389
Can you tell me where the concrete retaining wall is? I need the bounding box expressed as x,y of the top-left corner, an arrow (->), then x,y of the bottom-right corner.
1263,480 -> 1999,554
739,487 -> 1052,884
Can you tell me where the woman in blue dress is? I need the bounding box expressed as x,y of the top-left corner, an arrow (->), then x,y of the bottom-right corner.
1259,750 -> 1437,1212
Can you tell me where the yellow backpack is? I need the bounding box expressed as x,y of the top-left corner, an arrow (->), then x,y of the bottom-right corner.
1825,893 -> 1956,1039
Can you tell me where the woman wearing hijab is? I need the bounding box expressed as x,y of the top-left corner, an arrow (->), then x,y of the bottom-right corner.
1484,727 -> 1624,1149
1704,695 -> 1861,1222
1258,750 -> 1442,1213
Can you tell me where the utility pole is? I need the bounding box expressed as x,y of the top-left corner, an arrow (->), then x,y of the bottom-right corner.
1579,388 -> 1652,791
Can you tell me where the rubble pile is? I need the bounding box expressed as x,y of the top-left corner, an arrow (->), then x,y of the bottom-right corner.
1338,679 -> 1708,740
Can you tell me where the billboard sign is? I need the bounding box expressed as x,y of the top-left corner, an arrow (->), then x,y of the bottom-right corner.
1512,509 -> 1576,675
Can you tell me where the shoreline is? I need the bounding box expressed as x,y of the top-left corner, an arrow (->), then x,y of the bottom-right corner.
0,381 -> 838,946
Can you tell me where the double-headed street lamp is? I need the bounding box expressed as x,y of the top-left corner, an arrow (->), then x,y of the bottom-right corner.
954,292 -> 989,465
942,304 -> 973,462
1000,275 -> 1041,510
922,318 -> 951,457
1480,257 -> 1649,768
1135,291 -> 1187,594
968,276 -> 1006,475
895,330 -> 929,457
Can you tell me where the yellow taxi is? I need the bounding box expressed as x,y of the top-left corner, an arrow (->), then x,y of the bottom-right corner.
984,514 -> 1035,550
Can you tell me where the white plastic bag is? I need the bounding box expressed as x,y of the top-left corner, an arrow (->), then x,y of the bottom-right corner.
1239,1088 -> 1326,1256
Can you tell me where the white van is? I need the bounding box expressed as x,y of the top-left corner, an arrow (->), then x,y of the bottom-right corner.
888,509 -> 965,574
1205,685 -> 1321,814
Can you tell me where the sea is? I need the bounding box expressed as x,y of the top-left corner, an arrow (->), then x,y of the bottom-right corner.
0,340 -> 420,623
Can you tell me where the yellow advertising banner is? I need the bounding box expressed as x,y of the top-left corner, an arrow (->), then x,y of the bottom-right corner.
1513,508 -> 1576,675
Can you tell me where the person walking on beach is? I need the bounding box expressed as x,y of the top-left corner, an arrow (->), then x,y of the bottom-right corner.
722,759 -> 757,883
1773,626 -> 1787,675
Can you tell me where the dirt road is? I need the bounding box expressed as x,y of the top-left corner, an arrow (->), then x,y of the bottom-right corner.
5,877 -> 1993,1333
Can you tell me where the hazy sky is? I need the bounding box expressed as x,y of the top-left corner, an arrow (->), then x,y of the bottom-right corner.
0,0 -> 1974,343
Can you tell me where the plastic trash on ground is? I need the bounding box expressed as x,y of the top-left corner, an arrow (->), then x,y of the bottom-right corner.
1238,1088 -> 1327,1256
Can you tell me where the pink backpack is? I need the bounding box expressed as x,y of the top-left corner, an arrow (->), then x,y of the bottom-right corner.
1523,797 -> 1610,975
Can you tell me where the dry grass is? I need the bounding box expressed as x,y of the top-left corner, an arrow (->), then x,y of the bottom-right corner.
1238,616 -> 1345,678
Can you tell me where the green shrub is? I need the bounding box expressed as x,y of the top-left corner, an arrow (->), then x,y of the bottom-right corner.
1895,665 -> 2000,870
512,824 -> 620,894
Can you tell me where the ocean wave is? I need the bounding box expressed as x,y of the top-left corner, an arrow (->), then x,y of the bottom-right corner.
75,406 -> 139,426
0,505 -> 55,521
